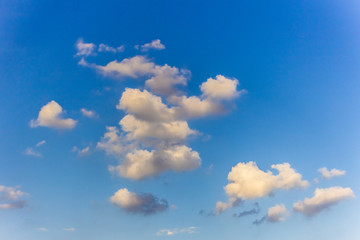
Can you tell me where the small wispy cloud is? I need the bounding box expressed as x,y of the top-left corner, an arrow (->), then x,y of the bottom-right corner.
72,146 -> 90,156
38,227 -> 48,232
24,147 -> 42,157
63,227 -> 76,232
81,108 -> 97,118
156,226 -> 199,236
35,140 -> 46,147
139,39 -> 165,52
318,167 -> 346,179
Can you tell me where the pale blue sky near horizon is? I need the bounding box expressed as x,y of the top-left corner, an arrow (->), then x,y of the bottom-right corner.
1,0 -> 360,239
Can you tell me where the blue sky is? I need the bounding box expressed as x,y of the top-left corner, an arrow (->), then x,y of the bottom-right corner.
1,0 -> 360,239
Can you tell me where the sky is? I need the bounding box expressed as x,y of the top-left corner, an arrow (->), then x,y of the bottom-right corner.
1,0 -> 360,239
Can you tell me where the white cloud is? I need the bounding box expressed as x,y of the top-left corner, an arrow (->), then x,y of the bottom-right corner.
109,145 -> 201,180
140,39 -> 165,52
171,95 -> 222,118
293,186 -> 355,217
72,146 -> 90,156
117,88 -> 175,122
38,227 -> 48,232
24,147 -> 42,157
30,101 -> 77,129
224,162 -> 309,200
201,75 -> 244,100
267,204 -> 289,222
156,226 -> 199,236
110,188 -> 168,215
35,140 -> 46,147
81,108 -> 97,118
98,43 -> 124,53
0,185 -> 27,210
120,115 -> 195,142
63,227 -> 76,232
75,39 -> 96,57
318,167 -> 346,179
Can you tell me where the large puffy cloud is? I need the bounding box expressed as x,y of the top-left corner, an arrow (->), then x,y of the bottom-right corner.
293,186 -> 355,217
30,101 -> 77,129
201,75 -> 244,100
109,145 -> 201,180
267,204 -> 289,222
318,167 -> 346,179
120,115 -> 195,141
140,39 -> 165,52
110,188 -> 168,215
0,185 -> 27,210
225,162 -> 309,200
117,88 -> 175,122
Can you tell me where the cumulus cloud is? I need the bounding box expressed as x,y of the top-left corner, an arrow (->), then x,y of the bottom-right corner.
156,226 -> 199,236
75,39 -> 96,57
140,39 -> 165,52
109,145 -> 200,180
293,186 -> 355,217
201,75 -> 245,100
318,167 -> 346,179
81,108 -> 97,118
98,43 -> 124,53
30,101 -> 77,129
0,185 -> 27,210
267,204 -> 289,222
110,188 -> 168,215
225,162 -> 308,200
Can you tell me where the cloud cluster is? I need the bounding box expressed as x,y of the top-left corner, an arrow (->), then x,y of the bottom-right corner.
110,188 -> 168,215
75,38 -> 124,56
156,226 -> 198,236
0,185 -> 27,210
30,101 -> 77,129
267,204 -> 289,222
293,186 -> 355,217
318,167 -> 346,179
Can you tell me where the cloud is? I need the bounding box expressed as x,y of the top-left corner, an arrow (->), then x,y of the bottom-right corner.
63,227 -> 76,232
267,204 -> 289,222
35,140 -> 46,147
75,39 -> 96,57
156,226 -> 198,236
200,75 -> 245,100
140,39 -> 165,52
38,227 -> 48,232
81,108 -> 97,118
318,167 -> 346,179
30,101 -> 77,129
252,216 -> 266,225
72,146 -> 90,156
293,186 -> 355,217
224,162 -> 308,200
24,147 -> 42,157
110,188 -> 168,215
109,145 -> 201,180
215,198 -> 242,215
232,202 -> 260,218
98,43 -> 124,53
0,185 -> 27,210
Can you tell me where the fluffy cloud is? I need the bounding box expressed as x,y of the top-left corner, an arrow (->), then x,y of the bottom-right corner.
30,101 -> 77,129
140,39 -> 165,51
318,167 -> 346,179
109,145 -> 201,180
0,185 -> 27,210
201,75 -> 244,100
156,226 -> 199,236
120,115 -> 195,142
97,126 -> 134,157
224,162 -> 309,200
267,204 -> 289,222
81,108 -> 97,118
98,43 -> 124,53
293,186 -> 355,217
75,39 -> 96,56
110,188 -> 168,215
